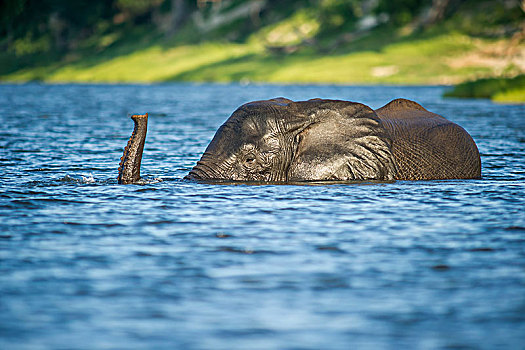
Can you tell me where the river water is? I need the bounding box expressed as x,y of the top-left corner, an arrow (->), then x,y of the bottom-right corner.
1,83 -> 524,349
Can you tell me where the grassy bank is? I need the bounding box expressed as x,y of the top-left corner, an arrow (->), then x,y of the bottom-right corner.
1,1 -> 523,102
1,31 -> 515,85
444,74 -> 525,103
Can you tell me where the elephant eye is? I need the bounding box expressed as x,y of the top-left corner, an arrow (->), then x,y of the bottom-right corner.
245,155 -> 256,165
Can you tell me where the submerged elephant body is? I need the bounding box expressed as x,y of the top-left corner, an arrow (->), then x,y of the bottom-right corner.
118,98 -> 481,184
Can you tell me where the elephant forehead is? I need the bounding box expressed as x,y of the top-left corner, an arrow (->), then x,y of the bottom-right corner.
263,134 -> 280,148
205,120 -> 256,154
236,102 -> 295,126
226,111 -> 265,133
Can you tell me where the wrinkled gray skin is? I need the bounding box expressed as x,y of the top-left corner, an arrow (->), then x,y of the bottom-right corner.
118,98 -> 481,184
118,114 -> 148,184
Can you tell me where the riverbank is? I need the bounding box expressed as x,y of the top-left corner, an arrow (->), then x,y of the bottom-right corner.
3,31 -> 521,85
1,0 -> 523,102
444,74 -> 525,103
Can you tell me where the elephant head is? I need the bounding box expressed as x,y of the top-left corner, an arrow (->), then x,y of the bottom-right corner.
185,98 -> 399,182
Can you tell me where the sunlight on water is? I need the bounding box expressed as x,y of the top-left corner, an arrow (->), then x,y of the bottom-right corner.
0,83 -> 524,349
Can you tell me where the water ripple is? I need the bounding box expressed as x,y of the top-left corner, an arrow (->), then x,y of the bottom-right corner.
0,83 -> 524,350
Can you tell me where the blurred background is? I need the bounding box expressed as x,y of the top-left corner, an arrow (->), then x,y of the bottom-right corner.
1,0 -> 524,102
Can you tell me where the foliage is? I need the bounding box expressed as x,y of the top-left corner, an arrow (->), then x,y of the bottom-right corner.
444,75 -> 525,103
375,0 -> 432,25
0,1 -> 194,53
316,0 -> 363,35
116,0 -> 163,15
2,0 -> 522,57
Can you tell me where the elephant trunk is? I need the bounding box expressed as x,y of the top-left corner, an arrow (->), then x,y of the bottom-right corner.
118,114 -> 148,184
185,153 -> 223,180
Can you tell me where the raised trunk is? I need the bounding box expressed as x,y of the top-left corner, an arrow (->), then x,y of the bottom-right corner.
118,114 -> 148,184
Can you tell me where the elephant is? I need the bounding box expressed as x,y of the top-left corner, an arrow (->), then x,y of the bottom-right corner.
117,98 -> 481,184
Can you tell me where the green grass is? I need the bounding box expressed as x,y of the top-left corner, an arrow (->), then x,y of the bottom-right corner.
0,30 -> 495,85
444,75 -> 525,103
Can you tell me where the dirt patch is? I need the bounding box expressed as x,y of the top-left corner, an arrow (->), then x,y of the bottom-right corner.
447,33 -> 525,76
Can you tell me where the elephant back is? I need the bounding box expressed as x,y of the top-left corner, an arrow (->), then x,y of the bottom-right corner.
375,99 -> 481,180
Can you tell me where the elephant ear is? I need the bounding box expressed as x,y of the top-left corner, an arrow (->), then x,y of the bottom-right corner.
287,99 -> 397,181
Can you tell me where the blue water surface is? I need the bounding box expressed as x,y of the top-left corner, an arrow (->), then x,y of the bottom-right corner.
0,83 -> 524,349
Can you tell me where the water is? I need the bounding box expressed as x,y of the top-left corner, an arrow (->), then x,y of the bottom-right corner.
1,83 -> 524,349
